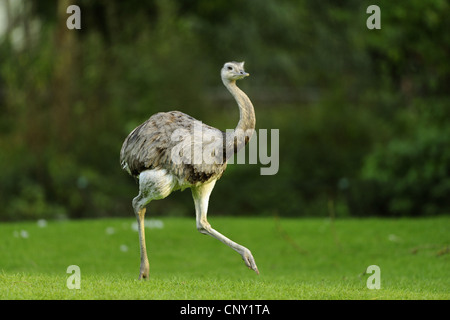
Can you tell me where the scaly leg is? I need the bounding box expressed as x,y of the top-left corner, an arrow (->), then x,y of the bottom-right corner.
132,169 -> 176,279
191,180 -> 259,274
133,195 -> 150,280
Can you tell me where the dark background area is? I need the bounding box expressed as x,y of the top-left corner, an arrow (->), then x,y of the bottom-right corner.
0,0 -> 449,221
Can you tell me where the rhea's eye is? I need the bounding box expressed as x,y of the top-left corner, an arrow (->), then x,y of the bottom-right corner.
227,66 -> 233,70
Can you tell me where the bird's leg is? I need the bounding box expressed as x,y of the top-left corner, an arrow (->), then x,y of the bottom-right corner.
131,169 -> 176,279
133,195 -> 150,280
191,180 -> 259,274
204,223 -> 259,274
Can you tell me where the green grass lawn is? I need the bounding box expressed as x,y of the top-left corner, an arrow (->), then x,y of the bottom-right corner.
0,216 -> 448,299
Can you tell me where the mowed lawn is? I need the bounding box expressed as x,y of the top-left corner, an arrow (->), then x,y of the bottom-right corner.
0,216 -> 448,299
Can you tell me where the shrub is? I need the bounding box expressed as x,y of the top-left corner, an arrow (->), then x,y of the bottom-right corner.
359,124 -> 450,216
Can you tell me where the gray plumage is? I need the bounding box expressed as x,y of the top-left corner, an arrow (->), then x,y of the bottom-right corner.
120,61 -> 258,279
120,110 -> 227,186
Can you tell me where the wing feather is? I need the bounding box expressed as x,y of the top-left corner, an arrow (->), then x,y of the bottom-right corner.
120,111 -> 227,185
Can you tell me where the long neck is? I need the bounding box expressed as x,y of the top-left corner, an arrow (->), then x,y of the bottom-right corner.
223,79 -> 256,160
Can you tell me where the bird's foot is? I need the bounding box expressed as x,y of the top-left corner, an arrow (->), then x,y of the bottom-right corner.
138,260 -> 150,280
138,271 -> 149,280
242,249 -> 259,275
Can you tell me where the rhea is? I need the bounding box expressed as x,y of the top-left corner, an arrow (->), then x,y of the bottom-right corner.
120,61 -> 258,279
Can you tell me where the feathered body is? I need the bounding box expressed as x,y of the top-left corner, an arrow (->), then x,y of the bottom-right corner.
120,110 -> 227,187
120,61 -> 255,189
120,61 -> 258,279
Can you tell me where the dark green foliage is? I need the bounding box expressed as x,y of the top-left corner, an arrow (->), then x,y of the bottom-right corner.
0,0 -> 448,220
358,101 -> 450,216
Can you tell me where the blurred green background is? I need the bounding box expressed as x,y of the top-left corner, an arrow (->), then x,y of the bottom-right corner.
0,0 -> 449,221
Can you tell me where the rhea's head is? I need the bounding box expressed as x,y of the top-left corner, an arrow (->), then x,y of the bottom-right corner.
221,61 -> 249,82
